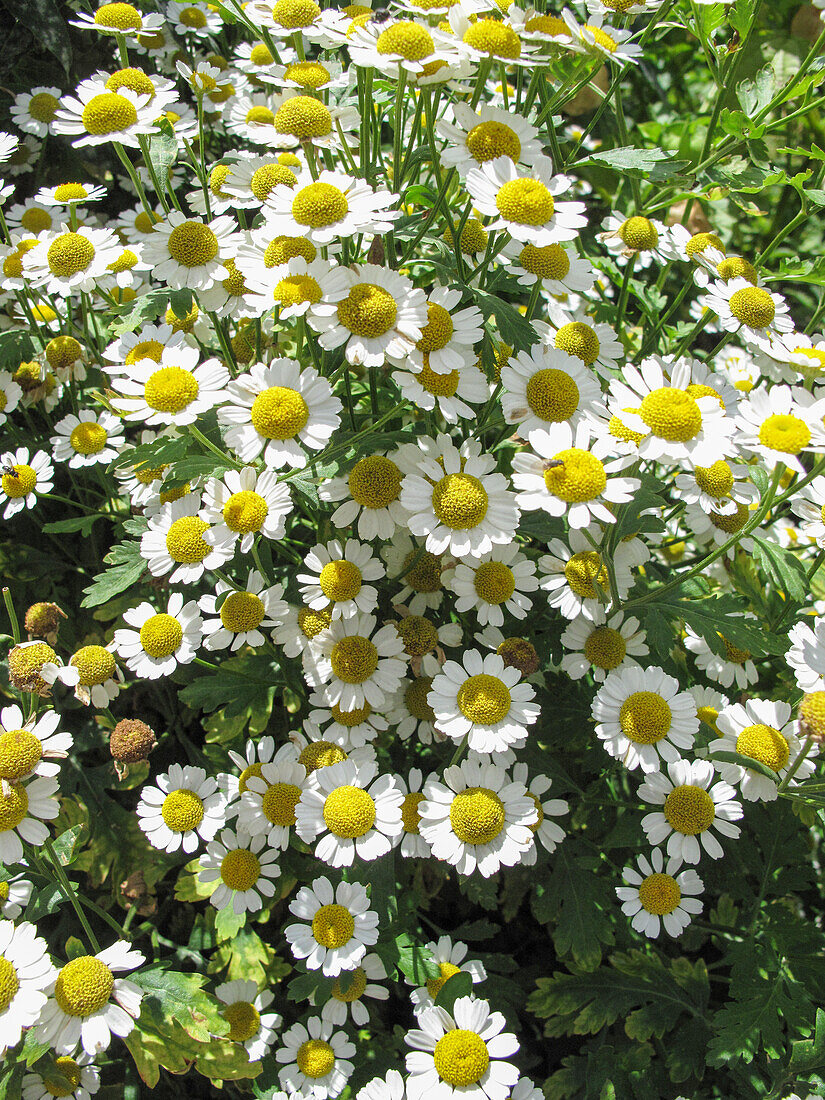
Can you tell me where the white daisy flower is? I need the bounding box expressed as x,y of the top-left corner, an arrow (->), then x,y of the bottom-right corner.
0,370 -> 22,425
303,612 -> 407,711
319,951 -> 388,1028
511,763 -> 568,864
259,90 -> 359,151
786,616 -> 825,692
0,704 -> 71,791
112,591 -> 203,679
405,995 -> 519,1100
23,1051 -> 100,1100
50,410 -> 124,468
305,697 -> 389,749
467,155 -> 587,246
673,458 -> 758,516
227,93 -> 286,144
385,679 -> 443,746
198,827 -> 281,914
219,358 -> 341,469
201,466 -> 292,554
394,768 -> 430,858
563,11 -> 643,65
766,330 -> 825,386
273,603 -> 334,660
136,763 -> 225,854
445,8 -> 537,64
684,622 -> 759,690
310,264 -> 427,369
298,540 -> 385,621
560,608 -> 648,681
37,941 -> 144,1055
52,81 -> 157,147
592,665 -> 699,773
106,344 -> 229,427
276,1016 -> 355,1099
711,698 -> 816,801
141,210 -> 237,290
70,1 -> 164,37
237,755 -> 306,848
537,531 -> 636,619
285,876 -> 379,977
319,452 -> 407,542
404,286 -> 485,376
537,313 -> 623,378
0,771 -> 59,863
449,545 -> 537,629
221,737 -> 295,808
392,609 -> 462,678
35,182 -> 107,207
356,1069 -> 406,1100
11,87 -> 63,137
381,533 -> 447,614
400,434 -> 520,559
215,153 -> 298,209
1,447 -> 54,519
701,276 -> 794,351
245,256 -> 338,321
419,759 -> 537,877
734,384 -> 825,474
216,979 -> 282,1061
0,920 -> 55,1056
55,645 -> 125,709
394,358 -> 489,423
436,101 -> 542,177
200,570 -> 288,651
503,236 -> 595,296
23,224 -> 121,295
140,494 -> 234,584
295,758 -> 403,867
616,849 -> 704,939
265,167 -> 398,244
429,650 -> 539,756
599,210 -> 675,268
639,758 -> 742,864
169,2 -> 223,36
791,476 -> 825,547
0,876 -> 33,920
348,18 -> 457,78
500,345 -> 600,437
408,936 -> 486,1013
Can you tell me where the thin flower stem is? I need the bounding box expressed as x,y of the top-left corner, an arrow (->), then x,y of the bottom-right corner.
777,734 -> 815,794
42,839 -> 101,953
2,588 -> 20,644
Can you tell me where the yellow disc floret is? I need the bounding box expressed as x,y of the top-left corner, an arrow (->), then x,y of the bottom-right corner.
47,233 -> 95,278
271,0 -> 320,28
319,560 -> 363,602
223,1000 -> 261,1042
543,448 -> 606,501
70,645 -> 116,686
312,903 -> 355,947
274,96 -> 332,139
139,613 -> 183,658
42,1055 -> 82,1097
466,121 -> 520,164
262,782 -> 301,825
0,729 -> 42,780
618,216 -> 658,251
463,18 -> 521,58
564,551 -> 608,598
434,1030 -> 490,1086
165,516 -> 211,563
638,388 -> 702,442
220,591 -> 266,633
69,422 -> 107,455
427,961 -> 460,998
54,957 -> 114,1017
417,303 -> 454,353
728,287 -> 775,329
397,615 -> 439,656
525,368 -> 579,422
323,786 -> 377,837
519,243 -> 570,280
337,284 -> 398,338
619,691 -> 672,744
637,872 -> 681,915
583,626 -> 626,670
161,788 -> 204,832
495,178 -> 554,225
735,723 -> 789,771
474,561 -> 515,604
663,785 -> 715,835
758,414 -> 811,455
299,740 -> 347,773
348,455 -> 402,508
376,22 -> 435,59
2,464 -> 37,498
694,460 -> 734,498
296,1038 -> 335,1078
329,636 -> 379,683
220,847 -> 261,891
251,386 -> 309,440
81,92 -> 137,135
0,785 -> 28,832
457,674 -> 511,724
166,221 -> 219,267
144,366 -> 199,413
431,473 -> 489,529
449,786 -> 506,844
554,322 -> 599,365
223,490 -> 268,533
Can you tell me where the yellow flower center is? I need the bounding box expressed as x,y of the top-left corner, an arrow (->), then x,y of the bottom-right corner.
20,208 -> 52,233
271,0 -> 320,27
0,729 -> 42,780
434,1029 -> 490,1086
800,691 -> 825,740
0,785 -> 28,832
298,740 -> 347,773
638,388 -> 702,442
417,303 -> 455,353
179,6 -> 208,27
220,591 -> 266,633
69,422 -> 107,456
445,218 -> 489,255
0,882 -> 8,904
8,643 -> 57,693
618,216 -> 658,250
220,847 -> 261,891
721,636 -> 751,663
337,284 -> 398,338
694,460 -> 733,498
685,232 -> 724,258
161,787 -> 204,832
274,274 -> 322,308
431,472 -> 489,529
298,607 -> 332,640
466,120 -> 520,164
264,235 -> 317,266
81,92 -> 138,135
619,691 -> 672,744
70,645 -> 116,686
223,1000 -> 261,1042
223,490 -> 268,533
519,243 -> 570,279
377,21 -> 435,58
166,516 -> 211,563
53,183 -> 90,203
663,784 -> 715,835
418,359 -> 460,397
450,786 -> 506,844
735,723 -> 789,771
2,464 -> 37,498
403,549 -> 443,592
250,42 -> 274,65
134,210 -> 160,234
524,367 -> 579,422
108,248 -> 139,274
329,635 -> 379,683
54,957 -> 114,1017
401,791 -> 424,834
284,61 -> 331,88
125,339 -> 165,366
47,233 -> 95,277
406,676 -> 435,721
323,785 -> 377,838
717,256 -> 758,284
221,259 -> 246,298
250,386 -> 309,440
319,560 -> 363,603
728,287 -> 775,328
397,615 -> 439,656
495,178 -> 554,226
167,221 -> 219,267
758,413 -> 811,455
107,67 -> 155,98
348,455 -> 402,508
274,96 -> 332,138
463,18 -> 521,58
637,872 -> 681,915
331,702 -> 371,727
583,625 -> 626,670
697,706 -> 720,732
144,366 -> 199,413
564,551 -> 608,598
244,106 -> 273,126
543,448 -> 607,502
525,13 -> 568,32
474,560 -> 515,604
139,613 -> 183,658
262,781 -> 302,825
42,1055 -> 82,1097
426,961 -> 461,998
332,966 -> 367,1002
554,321 -> 599,365
457,673 -> 511,724
250,163 -> 297,202
296,1039 -> 335,1079
238,763 -> 263,793
95,1 -> 143,28
584,24 -> 617,50
709,500 -> 748,534
312,902 -> 356,948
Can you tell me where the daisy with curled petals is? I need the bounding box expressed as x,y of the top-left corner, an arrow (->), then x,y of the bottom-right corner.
537,313 -> 624,379
592,665 -> 699,773
37,941 -> 144,1055
219,358 -> 342,469
766,329 -> 825,385
106,344 -> 229,427
710,699 -> 815,801
395,768 -> 430,857
23,1051 -> 100,1100
673,458 -> 758,516
419,759 -> 537,877
320,952 -> 388,1028
51,410 -> 124,468
513,421 -> 640,529
237,756 -> 307,848
306,698 -> 389,750
348,19 -> 457,79
787,616 -> 825,692
538,531 -> 635,619
52,81 -> 157,147
200,570 -> 288,651
141,210 -> 237,291
399,434 -> 520,559
616,849 -> 704,940
221,737 -> 295,808
201,466 -> 293,554
386,679 -> 442,746
607,356 -> 736,466
436,101 -> 542,178
140,495 -> 234,584
700,276 -> 794,351
0,704 -> 71,792
684,621 -> 759,690
599,211 -> 674,269
503,237 -> 595,298
639,758 -> 742,864
112,592 -> 202,679
1,448 -> 53,519
71,1 -> 164,37
136,763 -> 225,855
405,995 -> 519,1100
11,86 -> 63,137
265,90 -> 359,152
409,936 -> 486,1013
511,763 -> 568,865
217,978 -> 281,1062
310,264 -> 427,369
466,155 -> 587,247
227,94 -> 286,145
304,612 -> 407,711
265,168 -> 399,246
277,1015 -> 354,1099
734,384 -> 825,475
273,604 -> 333,661
298,540 -> 385,621
319,452 -> 407,542
500,345 -> 600,438
448,544 -> 538,628
382,533 -> 447,615
169,2 -> 223,37
394,357 -> 488,424
560,608 -> 648,682
405,286 -> 485,375
445,8 -> 536,65
285,876 -> 378,977
35,182 -> 107,207
563,11 -> 643,66
53,645 -> 124,709
0,921 -> 54,1057
0,771 -> 59,864
246,256 -> 337,321
198,828 -> 281,915
295,758 -> 403,867
23,225 -> 120,295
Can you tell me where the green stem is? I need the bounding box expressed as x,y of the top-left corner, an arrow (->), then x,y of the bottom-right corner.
777,734 -> 814,794
43,839 -> 101,952
2,589 -> 20,644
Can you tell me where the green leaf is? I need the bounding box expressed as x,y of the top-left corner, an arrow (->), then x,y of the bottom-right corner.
582,146 -> 688,180
0,0 -> 72,74
80,549 -> 145,609
736,65 -> 775,116
131,965 -> 230,1045
394,934 -> 441,984
51,825 -> 85,866
707,749 -> 780,783
179,653 -> 277,718
147,119 -> 178,198
434,970 -> 473,1013
41,515 -> 105,536
64,936 -> 85,961
468,287 -> 537,351
531,845 -> 614,971
751,534 -> 808,603
215,903 -> 247,940
788,1006 -> 825,1076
